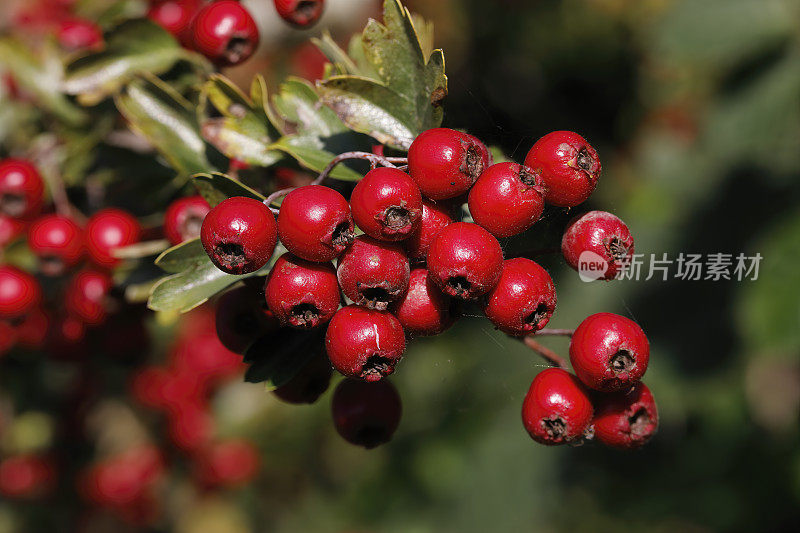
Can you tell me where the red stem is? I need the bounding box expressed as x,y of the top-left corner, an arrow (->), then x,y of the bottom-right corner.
522,337 -> 569,370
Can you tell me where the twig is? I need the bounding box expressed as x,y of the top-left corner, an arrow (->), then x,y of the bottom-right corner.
522,337 -> 569,370
534,328 -> 574,337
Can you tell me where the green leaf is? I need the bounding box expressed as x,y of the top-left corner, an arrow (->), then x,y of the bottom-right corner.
153,238 -> 207,274
192,172 -> 266,207
269,136 -> 363,182
243,328 -> 326,388
272,78 -> 349,138
312,32 -> 360,76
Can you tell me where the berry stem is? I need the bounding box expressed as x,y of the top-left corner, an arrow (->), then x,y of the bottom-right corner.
521,336 -> 569,370
29,135 -> 86,223
534,328 -> 574,337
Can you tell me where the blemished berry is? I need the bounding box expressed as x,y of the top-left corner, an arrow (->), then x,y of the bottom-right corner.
521,368 -> 594,445
195,440 -> 260,488
215,284 -> 278,354
57,18 -> 103,50
468,162 -> 545,238
391,268 -> 455,337
332,378 -> 402,449
569,312 -> 649,392
265,253 -> 340,329
524,130 -> 601,207
483,258 -> 556,336
273,352 -> 333,404
593,382 -> 658,449
201,196 -> 277,275
562,210 -> 634,281
0,158 -> 44,220
407,128 -> 490,200
28,215 -> 83,276
404,199 -> 453,262
0,265 -> 42,318
325,305 -> 406,382
190,0 -> 259,66
274,0 -> 325,28
65,269 -> 113,326
277,185 -> 354,262
426,222 -> 503,299
85,208 -> 141,268
336,235 -> 410,310
147,0 -> 202,46
164,195 -> 210,245
350,167 -> 422,241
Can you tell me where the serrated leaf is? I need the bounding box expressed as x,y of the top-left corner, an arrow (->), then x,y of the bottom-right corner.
243,328 -> 326,388
192,172 -> 266,207
269,136 -> 363,181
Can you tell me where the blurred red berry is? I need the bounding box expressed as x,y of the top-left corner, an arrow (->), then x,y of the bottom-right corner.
65,269 -> 113,326
274,0 -> 325,28
163,195 -> 210,245
85,208 -> 141,268
332,378 -> 402,449
28,214 -> 84,276
0,158 -> 44,220
0,265 -> 42,319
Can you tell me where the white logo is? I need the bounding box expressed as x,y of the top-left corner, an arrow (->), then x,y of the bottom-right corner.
577,250 -> 609,282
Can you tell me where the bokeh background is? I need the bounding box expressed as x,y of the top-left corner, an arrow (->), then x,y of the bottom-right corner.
2,0 -> 800,532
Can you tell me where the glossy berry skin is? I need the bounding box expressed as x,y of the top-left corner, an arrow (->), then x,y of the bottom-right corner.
404,199 -> 453,262
569,312 -> 649,392
468,162 -> 545,238
0,266 -> 42,318
392,268 -> 455,337
562,211 -> 634,281
190,0 -> 259,67
201,197 -> 277,275
524,130 -> 601,207
522,368 -> 594,445
426,222 -> 503,300
265,253 -> 340,329
65,270 -> 113,326
0,159 -> 44,220
215,284 -> 278,354
274,0 -> 325,28
407,128 -> 490,200
28,215 -> 83,275
593,382 -> 658,449
350,167 -> 422,241
483,258 -> 556,336
85,209 -> 141,268
164,195 -> 210,245
325,305 -> 406,382
147,0 -> 202,46
195,440 -> 260,488
337,236 -> 410,310
277,185 -> 354,262
273,352 -> 333,404
332,378 -> 402,449
57,18 -> 103,50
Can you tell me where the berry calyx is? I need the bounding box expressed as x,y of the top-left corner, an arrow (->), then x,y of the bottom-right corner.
407,128 -> 490,200
468,162 -> 545,238
0,265 -> 42,319
521,368 -> 594,445
273,352 -> 333,404
325,305 -> 406,382
147,0 -> 202,46
593,382 -> 658,449
404,199 -> 453,262
483,258 -> 556,336
85,208 -> 141,268
264,253 -> 340,329
569,312 -> 650,392
392,268 -> 455,337
274,0 -> 325,28
426,222 -> 503,299
65,269 -> 114,326
0,158 -> 44,220
163,195 -> 210,245
561,210 -> 634,281
190,0 -> 259,66
350,167 -> 423,241
332,378 -> 402,449
27,214 -> 83,276
201,196 -> 277,275
336,235 -> 410,310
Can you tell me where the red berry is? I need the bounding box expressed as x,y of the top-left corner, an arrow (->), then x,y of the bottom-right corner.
167,401 -> 215,452
277,185 -> 354,262
28,214 -> 84,275
468,162 -> 545,237
524,130 -> 601,207
0,455 -> 55,499
407,128 -> 490,200
521,368 -> 594,445
0,215 -> 26,247
201,196 -> 277,274
0,265 -> 42,318
0,158 -> 44,220
190,0 -> 259,66
569,312 -> 650,392
350,167 -> 422,241
164,195 -> 210,245
325,305 -> 405,382
336,235 -> 410,310
130,366 -> 170,409
85,208 -> 141,268
483,258 -> 556,336
593,382 -> 658,449
332,378 -> 401,448
215,284 -> 278,353
57,18 -> 103,50
65,269 -> 113,326
195,439 -> 260,488
426,222 -> 503,299
170,329 -> 244,388
391,268 -> 455,337
273,352 -> 333,404
265,253 -> 340,329
274,0 -> 325,28
561,211 -> 634,281
404,199 -> 453,262
147,0 -> 202,46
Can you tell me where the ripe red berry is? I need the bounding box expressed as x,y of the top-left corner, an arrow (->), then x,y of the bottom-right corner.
561,211 -> 634,281
85,208 -> 141,268
404,199 -> 453,262
215,284 -> 278,354
274,0 -> 325,28
426,222 -> 503,299
65,269 -> 113,326
57,18 -> 103,50
468,162 -> 545,238
170,330 -> 243,388
195,439 -> 260,488
265,253 -> 340,329
164,195 -> 210,245
332,378 -> 402,449
522,368 -> 594,445
0,215 -> 25,247
524,130 -> 601,207
167,401 -> 215,452
277,185 -> 354,262
28,214 -> 83,276
201,196 -> 277,275
336,235 -> 410,310
190,0 -> 259,66
0,265 -> 42,319
273,352 -> 333,404
593,382 -> 658,449
483,258 -> 556,336
147,0 -> 202,46
407,128 -> 490,200
350,167 -> 422,241
569,312 -> 650,392
325,305 -> 406,382
0,158 -> 44,220
392,268 -> 455,337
